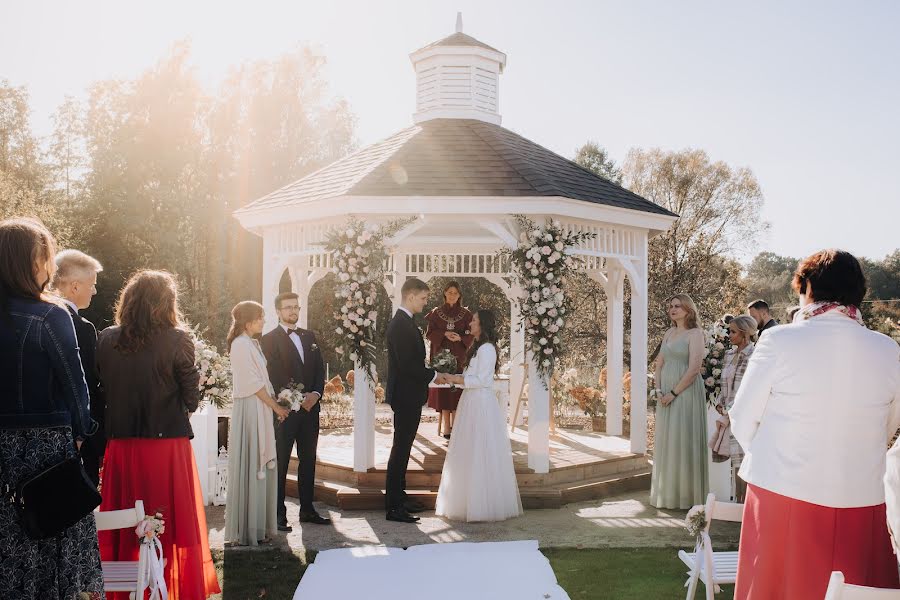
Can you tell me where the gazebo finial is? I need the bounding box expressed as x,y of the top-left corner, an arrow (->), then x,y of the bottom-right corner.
455,12 -> 463,33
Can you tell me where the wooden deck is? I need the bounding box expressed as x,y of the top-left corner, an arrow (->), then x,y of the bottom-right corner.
288,421 -> 651,509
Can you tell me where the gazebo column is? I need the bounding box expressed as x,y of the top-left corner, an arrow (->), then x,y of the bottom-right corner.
629,251 -> 649,454
290,262 -> 311,329
527,352 -> 550,473
261,232 -> 283,334
605,267 -> 625,436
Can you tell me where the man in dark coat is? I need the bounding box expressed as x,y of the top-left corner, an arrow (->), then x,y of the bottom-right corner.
52,249 -> 105,486
384,278 -> 448,523
260,292 -> 330,530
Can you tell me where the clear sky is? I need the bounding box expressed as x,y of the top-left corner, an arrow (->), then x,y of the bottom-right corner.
3,0 -> 898,263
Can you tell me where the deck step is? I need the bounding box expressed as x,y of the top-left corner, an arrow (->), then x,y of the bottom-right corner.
287,466 -> 651,510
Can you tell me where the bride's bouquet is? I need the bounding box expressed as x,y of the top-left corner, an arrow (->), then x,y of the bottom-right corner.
277,380 -> 306,412
431,349 -> 458,374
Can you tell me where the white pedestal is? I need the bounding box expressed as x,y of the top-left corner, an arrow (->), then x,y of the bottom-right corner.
190,403 -> 219,506
353,365 -> 375,472
707,406 -> 732,501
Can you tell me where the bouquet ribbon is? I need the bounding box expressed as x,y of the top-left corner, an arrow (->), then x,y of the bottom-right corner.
145,536 -> 168,600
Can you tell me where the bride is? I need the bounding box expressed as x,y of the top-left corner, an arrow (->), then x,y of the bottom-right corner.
435,309 -> 523,522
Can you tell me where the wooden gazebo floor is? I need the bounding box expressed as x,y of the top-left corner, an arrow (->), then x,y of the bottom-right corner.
288,422 -> 651,509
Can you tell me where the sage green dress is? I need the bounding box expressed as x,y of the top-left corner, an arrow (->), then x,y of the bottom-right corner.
650,333 -> 709,509
224,335 -> 278,546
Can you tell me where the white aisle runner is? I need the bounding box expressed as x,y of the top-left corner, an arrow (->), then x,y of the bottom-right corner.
293,540 -> 571,600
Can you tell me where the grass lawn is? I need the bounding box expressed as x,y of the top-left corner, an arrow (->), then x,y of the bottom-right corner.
211,547 -> 734,600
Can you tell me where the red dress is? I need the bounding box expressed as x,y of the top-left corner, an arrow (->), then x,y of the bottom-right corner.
425,304 -> 473,412
100,438 -> 221,600
734,484 -> 899,599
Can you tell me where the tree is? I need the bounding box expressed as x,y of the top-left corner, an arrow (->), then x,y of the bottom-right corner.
621,148 -> 766,349
573,141 -> 622,184
742,251 -> 799,313
46,95 -> 86,206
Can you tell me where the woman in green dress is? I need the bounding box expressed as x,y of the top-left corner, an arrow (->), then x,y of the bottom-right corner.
650,294 -> 709,509
224,301 -> 290,546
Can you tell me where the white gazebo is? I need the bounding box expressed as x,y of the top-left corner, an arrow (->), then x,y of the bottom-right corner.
235,17 -> 676,475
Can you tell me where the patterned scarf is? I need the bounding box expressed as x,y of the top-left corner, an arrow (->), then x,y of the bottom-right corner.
794,301 -> 866,326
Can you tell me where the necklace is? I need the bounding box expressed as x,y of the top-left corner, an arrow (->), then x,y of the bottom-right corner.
436,305 -> 466,331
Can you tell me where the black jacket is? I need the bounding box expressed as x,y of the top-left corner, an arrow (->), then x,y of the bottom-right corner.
385,310 -> 435,410
66,305 -> 105,453
97,327 -> 199,439
758,318 -> 779,337
260,326 -> 325,406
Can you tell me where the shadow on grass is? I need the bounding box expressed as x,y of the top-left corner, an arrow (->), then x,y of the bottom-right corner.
543,547 -> 735,600
210,548 -> 316,600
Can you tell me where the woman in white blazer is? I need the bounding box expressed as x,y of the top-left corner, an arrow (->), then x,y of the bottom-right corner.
729,249 -> 900,599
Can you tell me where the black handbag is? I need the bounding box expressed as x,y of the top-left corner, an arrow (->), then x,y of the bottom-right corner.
8,456 -> 102,539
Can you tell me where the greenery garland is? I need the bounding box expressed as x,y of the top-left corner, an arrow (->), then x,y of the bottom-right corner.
502,215 -> 595,385
324,216 -> 415,379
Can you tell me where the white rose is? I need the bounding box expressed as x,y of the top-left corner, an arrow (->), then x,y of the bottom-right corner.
539,337 -> 548,345
712,368 -> 722,377
349,352 -> 358,362
546,273 -> 554,280
544,233 -> 553,242
543,348 -> 553,355
555,242 -> 563,251
542,359 -> 550,366
536,306 -> 547,315
531,292 -> 540,302
336,327 -> 343,334
531,269 -> 539,276
541,246 -> 552,255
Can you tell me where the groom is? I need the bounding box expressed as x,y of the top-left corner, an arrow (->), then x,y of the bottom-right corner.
385,278 -> 448,523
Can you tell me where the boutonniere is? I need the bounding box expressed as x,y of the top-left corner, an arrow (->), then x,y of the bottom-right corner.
310,343 -> 319,352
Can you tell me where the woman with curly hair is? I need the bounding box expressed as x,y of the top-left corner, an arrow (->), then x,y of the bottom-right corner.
97,270 -> 220,599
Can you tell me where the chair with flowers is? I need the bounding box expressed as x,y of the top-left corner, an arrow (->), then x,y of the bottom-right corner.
678,493 -> 743,600
95,500 -> 168,600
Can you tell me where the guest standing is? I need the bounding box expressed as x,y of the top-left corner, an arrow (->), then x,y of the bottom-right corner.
424,281 -> 473,439
649,294 -> 709,509
712,314 -> 756,502
0,218 -> 103,599
51,249 -> 105,487
731,249 -> 900,599
97,270 -> 220,600
747,299 -> 778,337
260,292 -> 330,531
224,301 -> 290,546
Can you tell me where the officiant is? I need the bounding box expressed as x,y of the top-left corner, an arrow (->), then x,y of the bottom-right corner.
425,281 -> 474,439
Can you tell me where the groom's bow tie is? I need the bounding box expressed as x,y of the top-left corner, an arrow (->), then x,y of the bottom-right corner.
287,327 -> 301,337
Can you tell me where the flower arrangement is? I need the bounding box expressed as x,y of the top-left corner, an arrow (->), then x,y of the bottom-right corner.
431,348 -> 458,374
324,375 -> 345,396
501,215 -> 595,385
701,320 -> 732,407
325,216 -> 415,379
276,380 -> 305,412
195,337 -> 232,409
135,512 -> 165,545
570,385 -> 605,417
684,505 -> 708,543
374,385 -> 385,403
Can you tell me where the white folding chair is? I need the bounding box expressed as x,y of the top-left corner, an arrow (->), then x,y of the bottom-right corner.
94,500 -> 166,600
678,493 -> 743,600
824,571 -> 900,599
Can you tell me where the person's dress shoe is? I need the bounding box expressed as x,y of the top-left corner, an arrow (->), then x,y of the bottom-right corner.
404,500 -> 427,513
298,511 -> 331,525
386,508 -> 420,523
277,522 -> 293,532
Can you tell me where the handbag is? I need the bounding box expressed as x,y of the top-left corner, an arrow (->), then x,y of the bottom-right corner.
8,456 -> 102,539
708,416 -> 731,463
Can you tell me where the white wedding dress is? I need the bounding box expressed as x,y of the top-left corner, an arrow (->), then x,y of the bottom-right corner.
435,343 -> 523,522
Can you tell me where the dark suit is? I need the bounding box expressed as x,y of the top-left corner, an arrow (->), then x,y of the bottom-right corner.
67,305 -> 104,486
758,318 -> 779,338
260,325 -> 325,518
384,309 -> 435,511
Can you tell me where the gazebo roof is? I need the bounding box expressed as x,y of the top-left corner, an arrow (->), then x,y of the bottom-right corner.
417,31 -> 502,54
237,118 -> 675,218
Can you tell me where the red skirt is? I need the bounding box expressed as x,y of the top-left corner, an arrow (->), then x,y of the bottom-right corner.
428,385 -> 463,412
734,484 -> 899,600
99,438 -> 221,600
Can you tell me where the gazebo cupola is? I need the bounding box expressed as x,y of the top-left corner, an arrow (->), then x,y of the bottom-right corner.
410,13 -> 507,125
